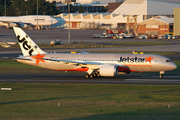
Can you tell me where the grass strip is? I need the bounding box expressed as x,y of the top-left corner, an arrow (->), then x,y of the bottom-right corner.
9,41 -> 172,49
0,83 -> 180,119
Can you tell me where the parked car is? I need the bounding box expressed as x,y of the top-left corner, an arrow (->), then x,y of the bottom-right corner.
116,34 -> 124,39
109,34 -> 116,38
139,35 -> 147,39
172,36 -> 179,39
92,34 -> 101,38
103,31 -> 107,35
50,39 -> 61,45
167,35 -> 173,39
100,34 -> 105,38
104,34 -> 111,38
158,35 -> 166,39
150,34 -> 158,39
124,34 -> 134,38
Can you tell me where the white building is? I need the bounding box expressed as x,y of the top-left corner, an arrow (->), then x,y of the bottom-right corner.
75,0 -> 124,4
54,0 -> 180,29
113,0 -> 180,18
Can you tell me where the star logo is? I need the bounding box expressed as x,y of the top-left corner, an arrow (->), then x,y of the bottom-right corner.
31,54 -> 45,65
145,56 -> 154,64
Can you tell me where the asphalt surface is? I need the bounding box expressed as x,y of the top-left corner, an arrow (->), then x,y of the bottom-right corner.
0,27 -> 180,84
0,74 -> 180,84
1,27 -> 180,44
1,27 -> 180,53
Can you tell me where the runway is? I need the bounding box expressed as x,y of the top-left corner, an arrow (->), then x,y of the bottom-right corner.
0,74 -> 180,84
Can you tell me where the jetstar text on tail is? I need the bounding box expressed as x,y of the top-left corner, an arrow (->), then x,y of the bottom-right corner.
120,56 -> 153,63
17,35 -> 34,56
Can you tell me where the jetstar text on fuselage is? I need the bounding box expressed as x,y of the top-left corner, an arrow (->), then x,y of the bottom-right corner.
120,57 -> 153,63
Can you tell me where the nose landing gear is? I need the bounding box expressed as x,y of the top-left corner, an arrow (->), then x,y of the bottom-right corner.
159,71 -> 164,79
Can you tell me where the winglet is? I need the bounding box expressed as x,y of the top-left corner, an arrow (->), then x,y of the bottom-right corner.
13,27 -> 46,56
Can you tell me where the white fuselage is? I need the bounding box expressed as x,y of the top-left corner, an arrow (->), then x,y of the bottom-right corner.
0,15 -> 58,26
17,53 -> 177,73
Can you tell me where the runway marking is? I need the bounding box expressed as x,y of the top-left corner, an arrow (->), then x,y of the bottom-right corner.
125,79 -> 180,82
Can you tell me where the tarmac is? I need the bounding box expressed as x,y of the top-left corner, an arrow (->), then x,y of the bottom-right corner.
0,74 -> 180,84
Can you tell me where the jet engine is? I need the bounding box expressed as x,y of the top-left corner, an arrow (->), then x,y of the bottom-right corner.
20,23 -> 28,28
99,65 -> 118,77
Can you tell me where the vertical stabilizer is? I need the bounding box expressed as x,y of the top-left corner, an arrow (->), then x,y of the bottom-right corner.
13,27 -> 46,56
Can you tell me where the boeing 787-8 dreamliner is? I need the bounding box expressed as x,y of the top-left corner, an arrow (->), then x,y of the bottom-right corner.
13,27 -> 177,78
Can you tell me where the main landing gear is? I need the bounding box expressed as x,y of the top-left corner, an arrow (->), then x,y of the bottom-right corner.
86,72 -> 100,78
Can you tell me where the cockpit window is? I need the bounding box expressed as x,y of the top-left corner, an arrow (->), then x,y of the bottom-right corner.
166,60 -> 172,62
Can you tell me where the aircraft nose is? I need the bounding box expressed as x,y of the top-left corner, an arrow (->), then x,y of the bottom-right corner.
173,63 -> 177,70
168,63 -> 177,71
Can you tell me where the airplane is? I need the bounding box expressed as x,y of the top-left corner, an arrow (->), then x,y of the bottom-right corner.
0,15 -> 58,29
13,27 -> 177,78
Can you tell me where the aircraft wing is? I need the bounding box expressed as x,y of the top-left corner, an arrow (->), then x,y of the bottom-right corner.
44,58 -> 104,66
0,21 -> 33,28
0,21 -> 17,24
44,58 -> 127,73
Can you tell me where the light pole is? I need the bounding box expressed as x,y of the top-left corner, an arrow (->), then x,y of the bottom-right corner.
68,0 -> 71,44
4,0 -> 6,16
37,0 -> 39,29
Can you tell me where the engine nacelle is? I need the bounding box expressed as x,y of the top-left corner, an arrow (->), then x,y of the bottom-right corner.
99,65 -> 118,77
20,23 -> 28,28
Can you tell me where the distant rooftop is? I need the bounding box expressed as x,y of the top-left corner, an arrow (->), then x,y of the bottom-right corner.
153,16 -> 174,23
153,0 -> 180,3
112,0 -> 180,15
56,3 -> 108,7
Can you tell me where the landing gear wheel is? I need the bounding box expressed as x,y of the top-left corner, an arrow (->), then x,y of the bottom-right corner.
85,74 -> 89,78
96,74 -> 100,77
93,74 -> 97,77
159,74 -> 163,79
89,74 -> 94,78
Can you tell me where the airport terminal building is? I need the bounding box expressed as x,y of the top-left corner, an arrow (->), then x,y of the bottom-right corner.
55,0 -> 180,35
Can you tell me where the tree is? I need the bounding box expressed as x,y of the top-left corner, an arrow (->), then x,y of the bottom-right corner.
0,4 -> 4,16
0,0 -> 59,16
78,5 -> 84,13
